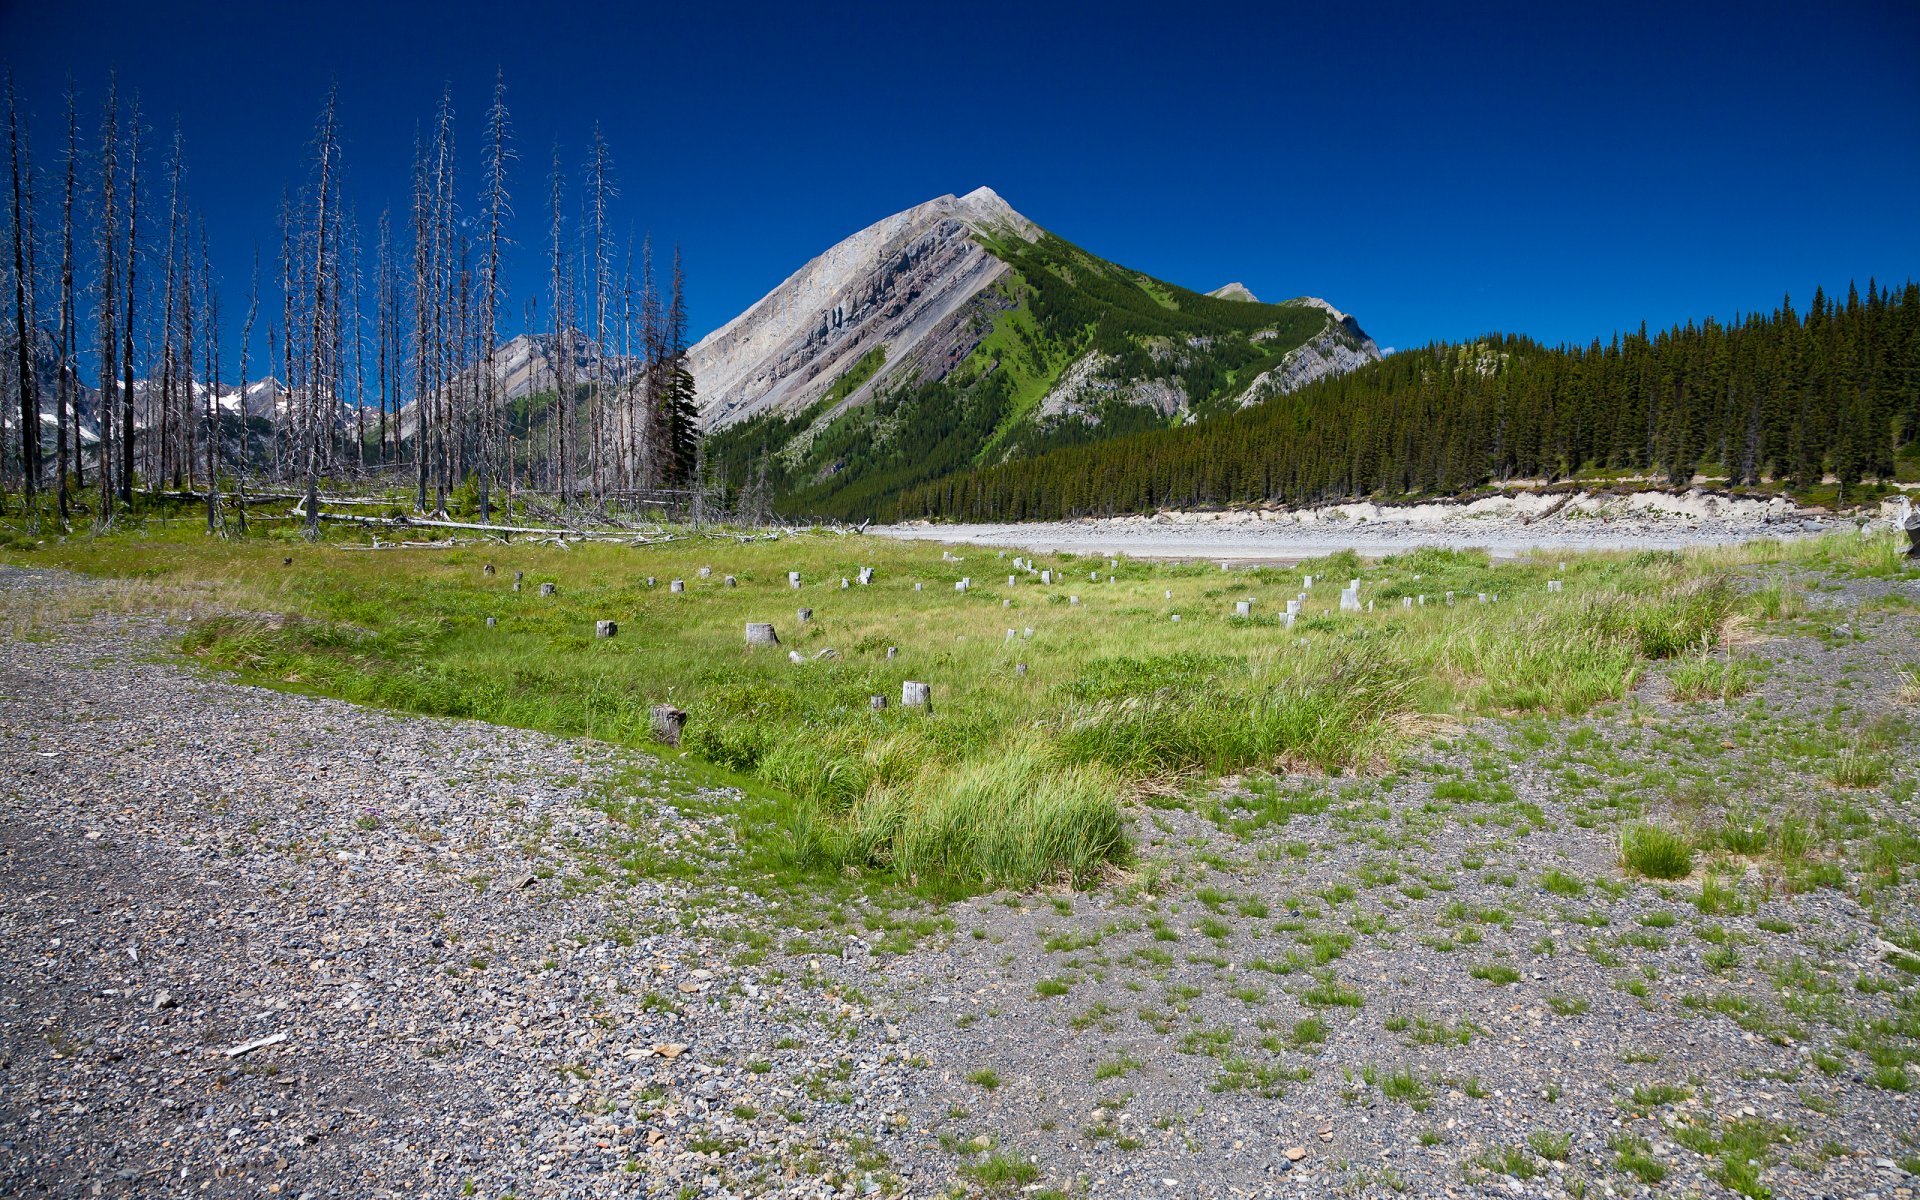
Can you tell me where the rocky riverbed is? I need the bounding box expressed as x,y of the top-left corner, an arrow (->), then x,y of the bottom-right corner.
3,562 -> 1917,1198
874,490 -> 1893,562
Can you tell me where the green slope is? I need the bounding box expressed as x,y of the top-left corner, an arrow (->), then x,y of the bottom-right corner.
895,280 -> 1920,519
704,232 -> 1350,522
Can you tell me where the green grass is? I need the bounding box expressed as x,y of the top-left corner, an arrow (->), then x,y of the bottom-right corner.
1620,822 -> 1695,880
2,501 -> 1832,898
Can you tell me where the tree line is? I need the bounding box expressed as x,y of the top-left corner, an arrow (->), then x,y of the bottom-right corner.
896,281 -> 1920,521
1,69 -> 702,536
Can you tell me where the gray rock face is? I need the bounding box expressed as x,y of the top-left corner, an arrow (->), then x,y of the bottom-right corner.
1238,312 -> 1383,404
688,188 -> 1039,431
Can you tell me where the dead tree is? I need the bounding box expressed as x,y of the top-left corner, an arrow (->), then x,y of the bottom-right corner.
7,71 -> 38,510
55,86 -> 76,518
119,92 -> 140,506
198,217 -> 219,533
95,77 -> 119,521
478,70 -> 512,523
301,86 -> 338,540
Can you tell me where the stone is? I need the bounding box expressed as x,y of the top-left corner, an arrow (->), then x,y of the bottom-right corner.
858,567 -> 874,585
485,617 -> 497,627
1906,513 -> 1920,558
886,646 -> 898,659
669,579 -> 685,593
153,989 -> 176,1010
1304,575 -> 1314,589
870,694 -> 887,711
539,582 -> 556,597
697,566 -> 712,578
788,650 -> 805,664
1069,596 -> 1079,605
1171,613 -> 1181,622
646,576 -> 656,587
841,578 -> 850,589
1236,601 -> 1251,616
1008,575 -> 1018,587
724,575 -> 737,587
788,571 -> 801,588
745,622 -> 779,646
1285,1146 -> 1306,1162
955,579 -> 969,592
901,681 -> 931,709
797,608 -> 813,623
483,563 -> 496,576
812,648 -> 838,660
650,705 -> 687,746
914,582 -> 923,592
1015,663 -> 1027,676
1040,570 -> 1052,584
595,620 -> 617,639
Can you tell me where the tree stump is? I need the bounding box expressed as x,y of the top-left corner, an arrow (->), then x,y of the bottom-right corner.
901,681 -> 931,709
595,620 -> 617,638
539,583 -> 556,597
650,704 -> 687,747
745,622 -> 779,646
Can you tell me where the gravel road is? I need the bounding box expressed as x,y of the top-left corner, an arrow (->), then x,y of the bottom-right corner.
3,563 -> 1917,1199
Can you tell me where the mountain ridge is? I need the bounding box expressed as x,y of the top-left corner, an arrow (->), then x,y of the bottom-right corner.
696,188 -> 1381,519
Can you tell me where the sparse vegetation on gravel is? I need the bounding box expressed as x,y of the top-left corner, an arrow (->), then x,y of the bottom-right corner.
2,522 -> 1917,1198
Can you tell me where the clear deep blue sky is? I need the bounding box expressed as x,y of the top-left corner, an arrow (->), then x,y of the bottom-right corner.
6,0 -> 1918,361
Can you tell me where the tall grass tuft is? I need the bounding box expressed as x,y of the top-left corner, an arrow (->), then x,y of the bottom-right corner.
836,747 -> 1128,891
1620,823 -> 1695,880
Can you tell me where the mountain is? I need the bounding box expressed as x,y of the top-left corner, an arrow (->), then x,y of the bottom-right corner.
1207,282 -> 1259,302
697,187 -> 1379,520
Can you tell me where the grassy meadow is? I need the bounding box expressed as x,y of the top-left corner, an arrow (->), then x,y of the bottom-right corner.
2,502 -> 1913,895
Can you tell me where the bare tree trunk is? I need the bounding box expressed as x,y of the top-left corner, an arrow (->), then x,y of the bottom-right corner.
199,218 -> 218,534
157,123 -> 181,491
478,71 -> 511,525
235,252 -> 257,531
548,146 -> 571,506
302,88 -> 337,540
119,93 -> 140,506
55,87 -> 76,522
410,137 -> 429,510
96,77 -> 119,522
7,71 -> 38,512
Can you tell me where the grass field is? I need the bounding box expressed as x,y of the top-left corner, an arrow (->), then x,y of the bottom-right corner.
2,499 -> 1912,895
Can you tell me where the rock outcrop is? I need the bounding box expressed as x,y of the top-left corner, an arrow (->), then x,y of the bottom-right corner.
689,188 -> 1039,430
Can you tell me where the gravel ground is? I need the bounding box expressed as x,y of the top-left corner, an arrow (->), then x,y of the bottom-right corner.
3,563 -> 1917,1199
871,509 -> 1854,563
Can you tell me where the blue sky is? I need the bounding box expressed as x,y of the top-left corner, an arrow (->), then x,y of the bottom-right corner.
6,0 -> 1918,362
